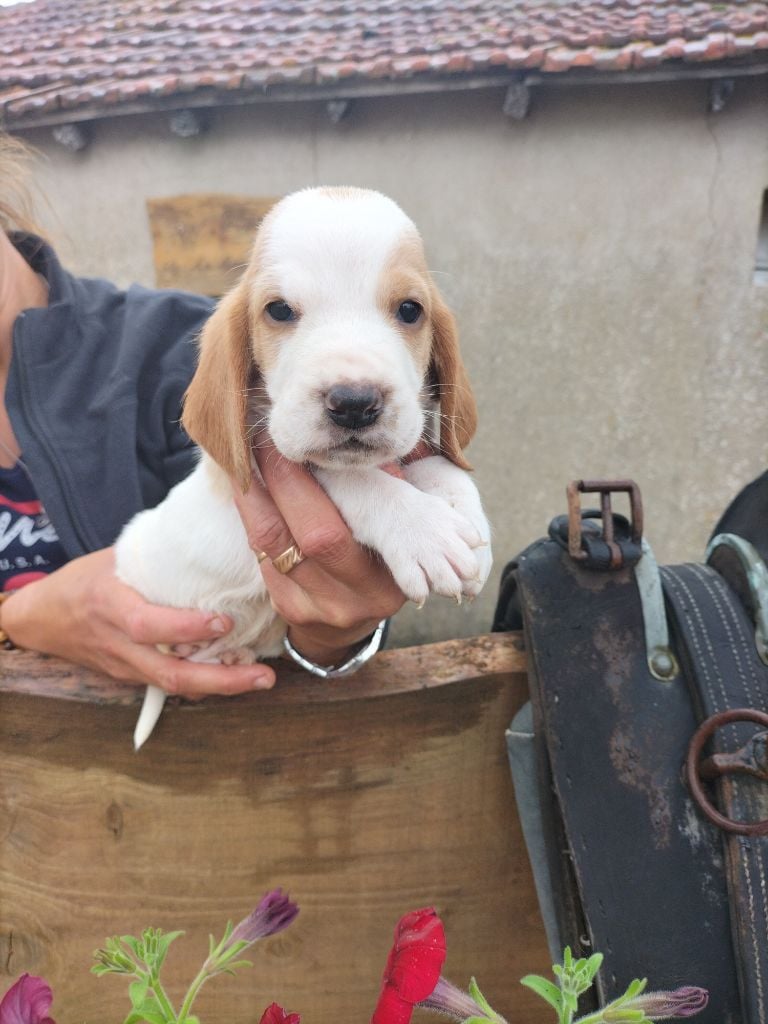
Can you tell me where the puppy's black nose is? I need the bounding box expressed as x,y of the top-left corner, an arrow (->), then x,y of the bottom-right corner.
325,384 -> 383,429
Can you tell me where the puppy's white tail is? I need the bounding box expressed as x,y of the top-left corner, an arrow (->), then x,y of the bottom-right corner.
134,684 -> 167,751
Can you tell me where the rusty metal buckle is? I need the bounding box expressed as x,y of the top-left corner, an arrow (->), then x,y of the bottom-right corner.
686,708 -> 768,836
566,479 -> 643,569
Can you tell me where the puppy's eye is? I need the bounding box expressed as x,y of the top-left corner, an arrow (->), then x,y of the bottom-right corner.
265,300 -> 297,323
397,300 -> 423,325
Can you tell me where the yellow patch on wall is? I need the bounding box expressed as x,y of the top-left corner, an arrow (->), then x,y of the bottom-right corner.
146,193 -> 277,296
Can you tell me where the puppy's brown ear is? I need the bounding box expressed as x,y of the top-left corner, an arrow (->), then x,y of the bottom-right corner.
182,280 -> 255,492
429,287 -> 477,471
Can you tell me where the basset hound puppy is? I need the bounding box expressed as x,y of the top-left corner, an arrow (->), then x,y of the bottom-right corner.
116,187 -> 492,748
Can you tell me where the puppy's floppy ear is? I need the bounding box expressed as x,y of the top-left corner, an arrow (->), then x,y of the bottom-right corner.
429,286 -> 477,471
182,279 -> 255,492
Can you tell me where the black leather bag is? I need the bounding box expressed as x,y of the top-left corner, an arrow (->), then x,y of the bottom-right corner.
494,478 -> 768,1024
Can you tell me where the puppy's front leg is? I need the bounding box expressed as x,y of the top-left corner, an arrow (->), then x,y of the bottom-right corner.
402,455 -> 493,596
315,466 -> 486,606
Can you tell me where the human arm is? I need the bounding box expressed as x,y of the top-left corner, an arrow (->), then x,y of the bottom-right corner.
0,548 -> 276,697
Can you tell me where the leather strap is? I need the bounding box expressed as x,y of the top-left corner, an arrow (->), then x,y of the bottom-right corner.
516,539 -> 741,1021
662,564 -> 768,1024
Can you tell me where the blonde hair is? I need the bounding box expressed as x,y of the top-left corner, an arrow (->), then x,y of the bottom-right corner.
0,132 -> 42,235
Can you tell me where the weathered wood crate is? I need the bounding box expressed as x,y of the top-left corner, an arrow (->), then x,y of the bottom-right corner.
0,633 -> 551,1022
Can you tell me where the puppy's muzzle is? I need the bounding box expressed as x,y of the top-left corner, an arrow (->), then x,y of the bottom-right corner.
325,384 -> 383,430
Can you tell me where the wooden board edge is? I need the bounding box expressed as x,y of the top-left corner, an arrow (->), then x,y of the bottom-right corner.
0,632 -> 527,707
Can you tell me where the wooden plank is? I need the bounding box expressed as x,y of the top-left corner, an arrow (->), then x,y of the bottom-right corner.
146,193 -> 277,295
0,632 -> 528,705
0,633 -> 550,1022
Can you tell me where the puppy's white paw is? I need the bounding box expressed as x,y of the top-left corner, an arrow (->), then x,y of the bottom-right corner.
461,537 -> 493,600
380,496 -> 487,606
219,646 -> 259,666
398,455 -> 492,602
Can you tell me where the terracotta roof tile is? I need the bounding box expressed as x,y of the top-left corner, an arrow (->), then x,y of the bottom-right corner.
0,0 -> 766,126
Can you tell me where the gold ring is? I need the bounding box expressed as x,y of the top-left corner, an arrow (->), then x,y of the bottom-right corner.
271,543 -> 305,575
255,549 -> 269,564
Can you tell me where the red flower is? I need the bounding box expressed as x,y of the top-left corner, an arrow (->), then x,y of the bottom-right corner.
258,1002 -> 301,1024
0,975 -> 55,1024
371,908 -> 447,1024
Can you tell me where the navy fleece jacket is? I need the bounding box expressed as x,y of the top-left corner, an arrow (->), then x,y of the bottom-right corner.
6,234 -> 215,559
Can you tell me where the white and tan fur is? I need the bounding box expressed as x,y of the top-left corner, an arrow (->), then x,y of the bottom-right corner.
116,187 -> 492,748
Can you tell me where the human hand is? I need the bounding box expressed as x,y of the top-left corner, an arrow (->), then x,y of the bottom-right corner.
231,439 -> 408,667
1,548 -> 276,697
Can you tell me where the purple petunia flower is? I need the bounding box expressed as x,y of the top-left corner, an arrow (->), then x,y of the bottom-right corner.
225,889 -> 299,951
619,986 -> 709,1020
0,975 -> 55,1024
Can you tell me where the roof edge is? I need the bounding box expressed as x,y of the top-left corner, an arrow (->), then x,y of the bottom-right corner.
4,60 -> 768,132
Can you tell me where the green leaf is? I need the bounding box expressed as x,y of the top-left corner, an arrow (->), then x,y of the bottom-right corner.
212,944 -> 252,972
468,977 -> 494,1017
582,953 -> 603,985
521,974 -> 563,1014
462,1018 -> 491,1024
154,929 -> 184,972
215,960 -> 254,977
120,935 -> 142,957
624,978 -> 647,999
122,997 -> 170,1024
123,1010 -> 168,1024
129,978 -> 149,1008
224,958 -> 253,971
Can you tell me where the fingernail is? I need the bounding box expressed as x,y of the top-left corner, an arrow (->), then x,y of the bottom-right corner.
251,673 -> 273,690
209,616 -> 227,634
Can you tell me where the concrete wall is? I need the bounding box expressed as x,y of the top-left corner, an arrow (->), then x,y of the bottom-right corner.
20,76 -> 768,647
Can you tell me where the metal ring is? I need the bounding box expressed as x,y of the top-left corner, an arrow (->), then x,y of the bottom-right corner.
706,533 -> 768,665
685,708 -> 768,836
271,543 -> 305,575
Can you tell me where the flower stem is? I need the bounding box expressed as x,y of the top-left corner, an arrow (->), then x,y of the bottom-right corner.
149,974 -> 179,1023
175,965 -> 212,1024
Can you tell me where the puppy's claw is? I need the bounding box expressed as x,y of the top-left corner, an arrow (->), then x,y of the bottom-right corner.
134,684 -> 167,751
454,593 -> 462,606
471,539 -> 490,549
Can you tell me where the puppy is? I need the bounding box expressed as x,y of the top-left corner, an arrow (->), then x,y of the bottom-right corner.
115,187 -> 492,748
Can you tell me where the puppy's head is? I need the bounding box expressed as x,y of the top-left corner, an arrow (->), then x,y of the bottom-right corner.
183,187 -> 477,491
